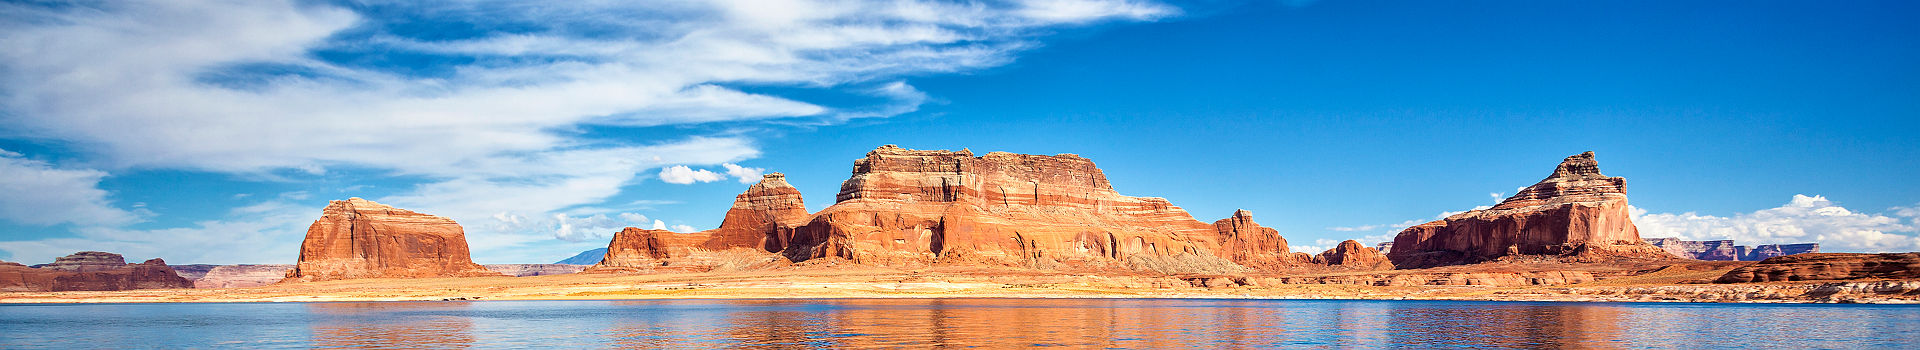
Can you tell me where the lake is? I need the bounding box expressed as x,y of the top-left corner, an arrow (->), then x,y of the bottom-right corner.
2,298 -> 1915,349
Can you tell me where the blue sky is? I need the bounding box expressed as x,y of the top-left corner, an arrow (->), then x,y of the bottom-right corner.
1,0 -> 1916,264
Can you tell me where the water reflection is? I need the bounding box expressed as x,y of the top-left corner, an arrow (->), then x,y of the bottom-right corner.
2,299 -> 1916,349
308,302 -> 475,349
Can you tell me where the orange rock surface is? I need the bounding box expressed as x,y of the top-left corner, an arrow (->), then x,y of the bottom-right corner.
780,146 -> 1248,274
587,174 -> 807,273
1388,152 -> 1670,268
286,198 -> 500,282
1213,209 -> 1311,270
1313,240 -> 1394,270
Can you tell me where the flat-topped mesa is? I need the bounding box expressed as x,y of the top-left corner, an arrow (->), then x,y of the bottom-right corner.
0,252 -> 192,292
1387,152 -> 1671,268
785,145 -> 1247,274
285,198 -> 502,282
588,174 -> 805,273
39,251 -> 128,272
1213,210 -> 1311,269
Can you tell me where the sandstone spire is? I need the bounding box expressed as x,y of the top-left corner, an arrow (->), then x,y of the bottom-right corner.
1386,152 -> 1670,268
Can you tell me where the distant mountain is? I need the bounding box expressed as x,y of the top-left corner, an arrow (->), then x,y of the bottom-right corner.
555,248 -> 606,265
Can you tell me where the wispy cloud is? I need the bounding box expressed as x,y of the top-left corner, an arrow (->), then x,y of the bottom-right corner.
0,0 -> 1172,262
0,149 -> 145,227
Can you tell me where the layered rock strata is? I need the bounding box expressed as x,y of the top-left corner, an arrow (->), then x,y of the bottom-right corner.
1715,253 -> 1920,283
1387,152 -> 1670,268
1313,240 -> 1394,270
588,174 -> 809,273
1213,210 -> 1311,270
285,198 -> 501,282
781,146 -> 1249,274
0,252 -> 193,292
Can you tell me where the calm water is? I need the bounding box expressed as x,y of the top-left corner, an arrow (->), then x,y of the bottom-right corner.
1,298 -> 1915,349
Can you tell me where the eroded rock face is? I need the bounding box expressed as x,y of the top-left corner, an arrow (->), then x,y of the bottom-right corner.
1313,240 -> 1394,270
588,227 -> 787,273
1214,210 -> 1311,270
1387,152 -> 1670,268
782,145 -> 1247,274
285,198 -> 501,282
0,254 -> 193,292
1715,253 -> 1920,283
586,174 -> 807,273
39,251 -> 128,272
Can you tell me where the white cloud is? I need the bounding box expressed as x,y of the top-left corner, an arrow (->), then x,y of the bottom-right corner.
0,0 -> 1171,262
651,220 -> 669,231
552,213 -> 648,242
0,200 -> 316,265
659,165 -> 727,184
1634,195 -> 1920,252
670,224 -> 698,233
723,163 -> 767,184
0,150 -> 143,227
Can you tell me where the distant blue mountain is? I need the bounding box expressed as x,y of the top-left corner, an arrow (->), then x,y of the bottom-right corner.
554,248 -> 606,265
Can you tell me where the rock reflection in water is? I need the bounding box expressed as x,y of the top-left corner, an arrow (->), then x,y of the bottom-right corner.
3,299 -> 1916,349
308,302 -> 475,349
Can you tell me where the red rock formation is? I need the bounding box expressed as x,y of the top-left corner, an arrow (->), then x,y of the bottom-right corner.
0,253 -> 193,292
587,174 -> 807,273
782,145 -> 1247,274
1313,240 -> 1394,270
1715,253 -> 1920,283
1387,152 -> 1670,268
708,173 -> 812,252
1213,210 -> 1311,269
285,198 -> 501,282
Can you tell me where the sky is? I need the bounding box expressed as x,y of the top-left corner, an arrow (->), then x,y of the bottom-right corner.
1,0 -> 1916,264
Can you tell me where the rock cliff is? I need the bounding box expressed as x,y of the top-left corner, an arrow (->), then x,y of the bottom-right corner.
0,252 -> 193,292
781,146 -> 1248,274
285,198 -> 501,282
1387,152 -> 1670,268
586,174 -> 808,273
1715,253 -> 1920,283
1213,210 -> 1312,270
1744,243 -> 1820,261
1313,240 -> 1394,270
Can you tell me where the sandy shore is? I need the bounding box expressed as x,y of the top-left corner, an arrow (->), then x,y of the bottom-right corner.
5,265 -> 1916,304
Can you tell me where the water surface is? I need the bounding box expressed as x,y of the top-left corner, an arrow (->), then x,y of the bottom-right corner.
2,299 -> 1915,349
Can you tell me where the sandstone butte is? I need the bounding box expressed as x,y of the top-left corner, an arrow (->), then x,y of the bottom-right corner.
1387,151 -> 1673,269
0,252 -> 192,292
285,198 -> 502,282
594,145 -> 1334,274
